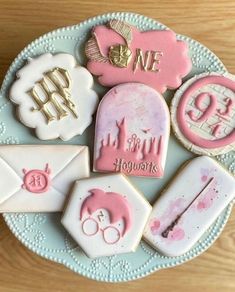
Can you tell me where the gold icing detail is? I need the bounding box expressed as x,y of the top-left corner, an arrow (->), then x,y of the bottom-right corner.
28,67 -> 78,124
108,20 -> 133,68
149,51 -> 163,72
85,35 -> 109,63
133,49 -> 163,72
108,44 -> 132,68
86,20 -> 164,72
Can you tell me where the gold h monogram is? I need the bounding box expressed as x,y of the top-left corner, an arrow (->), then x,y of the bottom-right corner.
28,67 -> 78,124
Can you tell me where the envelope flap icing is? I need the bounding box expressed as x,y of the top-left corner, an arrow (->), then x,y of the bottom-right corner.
0,145 -> 85,179
53,146 -> 90,194
0,156 -> 22,204
0,185 -> 66,212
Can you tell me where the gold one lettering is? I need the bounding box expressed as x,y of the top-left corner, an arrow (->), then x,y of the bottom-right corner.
133,49 -> 163,73
28,67 -> 78,124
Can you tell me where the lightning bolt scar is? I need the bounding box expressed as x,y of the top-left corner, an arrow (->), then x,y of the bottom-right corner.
98,211 -> 105,222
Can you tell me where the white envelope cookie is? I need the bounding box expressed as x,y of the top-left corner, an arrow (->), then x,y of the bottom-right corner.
0,145 -> 89,212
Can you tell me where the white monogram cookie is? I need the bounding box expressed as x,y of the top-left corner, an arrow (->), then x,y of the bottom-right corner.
10,53 -> 98,141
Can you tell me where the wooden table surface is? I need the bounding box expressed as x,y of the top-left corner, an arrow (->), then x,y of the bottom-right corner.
0,1 -> 235,291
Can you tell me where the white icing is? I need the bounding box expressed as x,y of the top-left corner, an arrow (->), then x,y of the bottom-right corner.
0,145 -> 90,212
61,173 -> 152,258
10,53 -> 99,141
143,156 -> 235,257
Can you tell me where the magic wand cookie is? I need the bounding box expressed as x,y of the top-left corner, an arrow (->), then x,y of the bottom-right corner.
143,156 -> 235,257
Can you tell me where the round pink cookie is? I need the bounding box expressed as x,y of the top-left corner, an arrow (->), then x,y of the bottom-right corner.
93,83 -> 170,178
85,19 -> 192,93
171,72 -> 235,156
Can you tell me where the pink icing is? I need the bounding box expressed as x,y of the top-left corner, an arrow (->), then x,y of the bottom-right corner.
94,83 -> 170,178
95,118 -> 163,177
150,219 -> 161,235
196,178 -> 218,211
201,175 -> 208,182
149,176 -> 217,242
148,198 -> 186,241
22,164 -> 51,193
80,188 -> 132,236
187,92 -> 218,122
177,75 -> 235,148
201,168 -> 210,182
86,21 -> 191,93
168,227 -> 185,241
217,97 -> 235,116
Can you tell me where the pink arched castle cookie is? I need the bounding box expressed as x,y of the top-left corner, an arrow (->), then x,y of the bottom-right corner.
61,174 -> 152,258
171,72 -> 235,155
93,83 -> 170,178
85,19 -> 192,93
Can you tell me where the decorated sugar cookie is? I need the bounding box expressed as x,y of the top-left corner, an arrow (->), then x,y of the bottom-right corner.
93,83 -> 170,178
143,156 -> 235,257
61,174 -> 152,258
85,20 -> 192,93
10,53 -> 98,141
0,145 -> 90,212
171,72 -> 235,155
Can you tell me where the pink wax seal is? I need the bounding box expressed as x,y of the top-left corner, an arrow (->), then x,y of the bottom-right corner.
85,19 -> 192,93
93,83 -> 170,177
22,163 -> 51,193
171,72 -> 235,156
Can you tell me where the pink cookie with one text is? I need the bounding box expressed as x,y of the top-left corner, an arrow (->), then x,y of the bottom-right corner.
93,83 -> 170,178
85,20 -> 192,93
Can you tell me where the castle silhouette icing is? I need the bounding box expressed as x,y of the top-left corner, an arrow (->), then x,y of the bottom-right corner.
95,118 -> 163,177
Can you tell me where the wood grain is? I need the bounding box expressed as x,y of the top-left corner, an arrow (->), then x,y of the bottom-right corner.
0,1 -> 235,291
